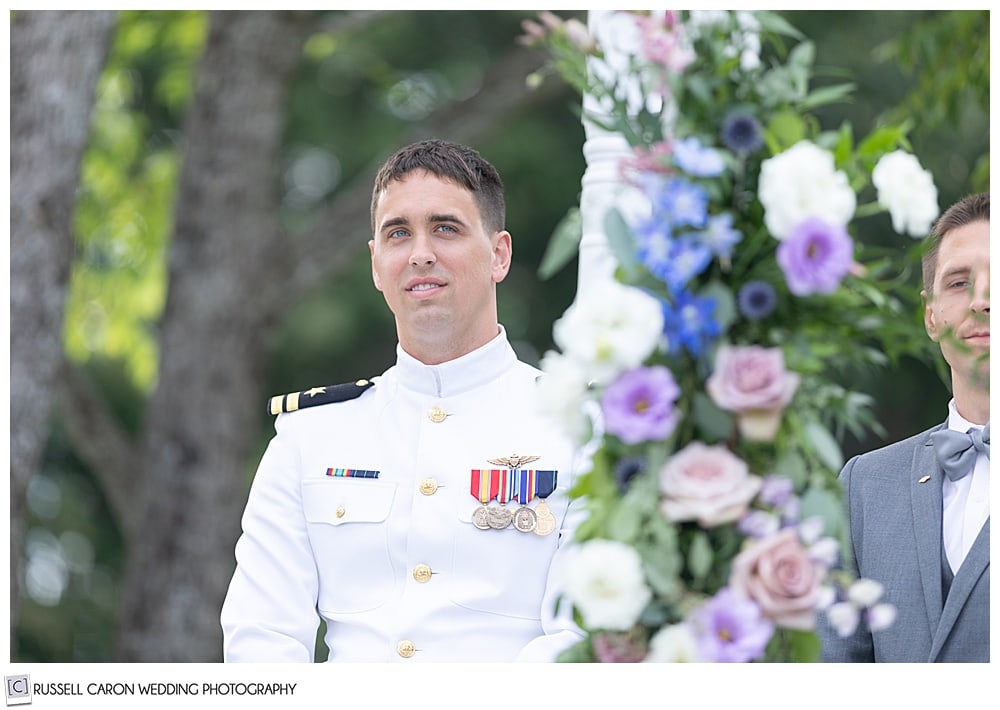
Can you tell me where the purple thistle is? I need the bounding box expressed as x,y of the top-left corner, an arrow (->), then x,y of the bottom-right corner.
721,112 -> 764,154
694,588 -> 774,662
737,280 -> 778,320
776,217 -> 854,296
601,366 -> 681,445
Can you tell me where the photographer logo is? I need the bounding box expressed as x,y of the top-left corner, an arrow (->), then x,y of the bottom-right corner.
5,676 -> 31,706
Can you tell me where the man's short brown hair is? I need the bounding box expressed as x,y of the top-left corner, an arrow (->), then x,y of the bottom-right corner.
922,192 -> 990,293
370,139 -> 506,235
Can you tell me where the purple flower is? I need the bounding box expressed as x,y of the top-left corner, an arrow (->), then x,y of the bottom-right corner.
601,366 -> 681,445
661,291 -> 721,357
758,475 -> 795,508
673,137 -> 725,177
654,179 -> 709,228
698,213 -> 743,258
776,217 -> 854,296
737,280 -> 778,320
721,112 -> 764,154
694,588 -> 774,662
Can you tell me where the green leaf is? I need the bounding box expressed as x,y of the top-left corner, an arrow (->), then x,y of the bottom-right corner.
537,206 -> 582,280
785,628 -> 822,662
803,419 -> 845,472
800,82 -> 856,111
687,530 -> 714,581
691,391 -> 734,442
774,449 -> 809,489
799,486 -> 847,540
765,109 -> 807,152
603,207 -> 641,281
700,280 -> 737,333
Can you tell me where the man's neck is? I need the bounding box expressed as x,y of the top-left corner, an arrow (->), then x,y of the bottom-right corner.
952,383 -> 990,425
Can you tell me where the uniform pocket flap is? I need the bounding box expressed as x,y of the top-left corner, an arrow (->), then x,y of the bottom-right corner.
301,478 -> 396,526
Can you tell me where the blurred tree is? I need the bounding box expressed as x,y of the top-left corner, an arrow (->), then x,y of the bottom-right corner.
10,9 -> 117,657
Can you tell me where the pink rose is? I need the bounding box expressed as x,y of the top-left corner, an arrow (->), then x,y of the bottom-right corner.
705,345 -> 800,441
658,442 -> 762,527
729,527 -> 825,630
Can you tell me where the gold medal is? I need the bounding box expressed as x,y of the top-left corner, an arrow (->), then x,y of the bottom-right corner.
533,500 -> 556,536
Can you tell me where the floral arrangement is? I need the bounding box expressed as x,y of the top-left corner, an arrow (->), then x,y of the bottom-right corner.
521,10 -> 940,662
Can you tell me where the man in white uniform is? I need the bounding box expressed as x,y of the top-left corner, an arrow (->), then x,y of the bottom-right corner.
221,139 -> 585,661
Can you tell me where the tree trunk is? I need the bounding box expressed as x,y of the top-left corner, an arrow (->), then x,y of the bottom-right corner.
9,9 -> 117,656
114,10 -> 314,662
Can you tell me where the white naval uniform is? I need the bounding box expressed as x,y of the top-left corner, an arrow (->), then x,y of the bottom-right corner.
221,329 -> 586,662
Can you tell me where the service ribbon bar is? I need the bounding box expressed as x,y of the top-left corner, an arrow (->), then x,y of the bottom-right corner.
534,470 -> 557,499
326,468 -> 380,479
514,469 -> 536,504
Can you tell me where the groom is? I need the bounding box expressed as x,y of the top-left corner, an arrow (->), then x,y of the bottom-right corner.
820,192 -> 990,662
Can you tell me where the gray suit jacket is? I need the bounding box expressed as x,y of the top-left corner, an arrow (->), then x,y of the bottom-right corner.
818,423 -> 990,662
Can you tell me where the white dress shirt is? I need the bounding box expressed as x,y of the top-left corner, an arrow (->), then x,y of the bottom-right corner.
941,400 -> 990,574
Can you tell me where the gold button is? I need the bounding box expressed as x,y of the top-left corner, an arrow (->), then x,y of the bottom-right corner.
413,564 -> 433,583
419,478 -> 438,495
428,405 -> 447,423
396,640 -> 415,658
335,506 -> 345,518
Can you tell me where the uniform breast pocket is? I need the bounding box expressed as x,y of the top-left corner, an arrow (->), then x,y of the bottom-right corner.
301,478 -> 397,613
449,504 -> 558,620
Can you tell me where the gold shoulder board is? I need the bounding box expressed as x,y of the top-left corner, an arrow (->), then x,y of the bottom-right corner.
267,379 -> 374,416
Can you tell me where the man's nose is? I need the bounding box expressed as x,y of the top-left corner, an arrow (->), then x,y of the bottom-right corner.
971,271 -> 990,313
409,231 -> 436,267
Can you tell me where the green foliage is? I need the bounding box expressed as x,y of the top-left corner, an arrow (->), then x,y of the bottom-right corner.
66,10 -> 208,391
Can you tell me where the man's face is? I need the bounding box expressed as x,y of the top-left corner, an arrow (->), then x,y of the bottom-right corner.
369,170 -> 511,363
924,219 -> 990,390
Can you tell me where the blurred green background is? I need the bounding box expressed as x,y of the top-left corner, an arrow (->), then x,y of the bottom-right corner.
9,10 -> 989,661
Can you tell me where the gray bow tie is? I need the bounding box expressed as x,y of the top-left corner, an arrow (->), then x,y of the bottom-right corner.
930,423 -> 990,481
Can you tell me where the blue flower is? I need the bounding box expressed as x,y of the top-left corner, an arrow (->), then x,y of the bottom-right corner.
653,178 -> 709,229
662,290 -> 721,357
673,136 -> 725,177
721,112 -> 764,154
698,213 -> 743,258
737,280 -> 778,320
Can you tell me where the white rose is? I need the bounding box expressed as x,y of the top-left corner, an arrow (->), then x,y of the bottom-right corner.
644,623 -> 702,662
562,539 -> 652,631
553,279 -> 664,385
758,141 -> 856,240
536,350 -> 594,444
872,150 -> 939,237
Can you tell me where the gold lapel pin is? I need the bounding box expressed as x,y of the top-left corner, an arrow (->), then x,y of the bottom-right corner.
918,475 -> 931,484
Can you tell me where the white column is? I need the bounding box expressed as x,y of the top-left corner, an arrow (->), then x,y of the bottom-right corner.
576,10 -> 662,299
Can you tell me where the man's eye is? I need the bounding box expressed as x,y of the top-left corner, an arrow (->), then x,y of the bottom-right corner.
436,224 -> 457,233
388,229 -> 408,239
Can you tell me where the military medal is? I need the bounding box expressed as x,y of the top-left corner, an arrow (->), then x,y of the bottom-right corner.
470,469 -> 499,530
488,469 -> 514,529
512,469 -> 538,533
533,470 -> 558,536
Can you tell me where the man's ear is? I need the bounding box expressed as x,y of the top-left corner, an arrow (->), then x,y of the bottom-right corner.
922,289 -> 939,342
491,230 -> 513,283
369,240 -> 383,292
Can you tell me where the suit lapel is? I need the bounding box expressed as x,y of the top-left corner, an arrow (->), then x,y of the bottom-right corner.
909,426 -> 945,635
929,517 -> 990,661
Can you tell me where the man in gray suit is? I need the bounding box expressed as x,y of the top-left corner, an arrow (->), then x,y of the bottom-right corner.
820,192 -> 989,662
